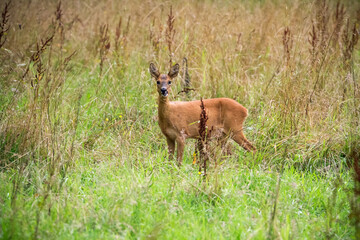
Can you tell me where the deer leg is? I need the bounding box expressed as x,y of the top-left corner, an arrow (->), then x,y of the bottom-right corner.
166,137 -> 175,160
232,131 -> 256,152
176,137 -> 185,166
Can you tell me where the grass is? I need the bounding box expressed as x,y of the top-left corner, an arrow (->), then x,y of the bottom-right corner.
0,160 -> 354,239
0,0 -> 360,239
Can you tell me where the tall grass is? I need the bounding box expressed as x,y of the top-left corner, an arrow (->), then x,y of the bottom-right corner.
0,0 -> 359,239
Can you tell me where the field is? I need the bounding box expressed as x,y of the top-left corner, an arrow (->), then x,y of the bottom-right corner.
0,0 -> 360,239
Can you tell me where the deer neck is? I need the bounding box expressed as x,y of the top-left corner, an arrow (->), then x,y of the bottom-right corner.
158,96 -> 171,122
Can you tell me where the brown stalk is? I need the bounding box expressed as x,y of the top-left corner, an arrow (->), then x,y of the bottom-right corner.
54,1 -> 64,59
309,21 -> 318,67
0,0 -> 11,48
198,98 -> 211,179
114,17 -> 122,52
166,5 -> 176,69
282,26 -> 293,67
98,23 -> 110,76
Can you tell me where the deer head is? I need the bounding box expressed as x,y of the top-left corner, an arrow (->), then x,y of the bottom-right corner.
149,63 -> 180,97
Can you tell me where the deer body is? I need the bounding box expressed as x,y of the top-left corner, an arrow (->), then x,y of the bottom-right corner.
150,63 -> 255,165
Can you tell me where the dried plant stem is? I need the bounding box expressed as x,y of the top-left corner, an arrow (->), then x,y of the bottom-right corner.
198,98 -> 211,180
166,5 -> 175,69
98,23 -> 110,77
0,0 -> 10,48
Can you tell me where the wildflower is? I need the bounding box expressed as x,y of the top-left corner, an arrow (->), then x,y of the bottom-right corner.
198,171 -> 202,175
105,118 -> 109,121
119,115 -> 122,119
192,153 -> 196,164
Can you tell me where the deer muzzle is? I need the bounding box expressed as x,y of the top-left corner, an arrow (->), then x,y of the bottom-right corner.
161,87 -> 168,97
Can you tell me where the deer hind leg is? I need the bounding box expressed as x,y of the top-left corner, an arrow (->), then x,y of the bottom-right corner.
232,131 -> 256,152
166,137 -> 175,160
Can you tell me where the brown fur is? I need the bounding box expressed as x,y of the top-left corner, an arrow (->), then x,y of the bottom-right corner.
150,63 -> 255,165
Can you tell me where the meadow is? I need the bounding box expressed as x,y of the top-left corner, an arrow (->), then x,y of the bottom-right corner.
0,0 -> 359,239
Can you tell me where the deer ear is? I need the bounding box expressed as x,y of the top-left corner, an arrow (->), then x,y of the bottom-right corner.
149,63 -> 160,79
168,63 -> 179,79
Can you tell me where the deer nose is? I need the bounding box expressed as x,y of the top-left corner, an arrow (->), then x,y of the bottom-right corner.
160,87 -> 168,96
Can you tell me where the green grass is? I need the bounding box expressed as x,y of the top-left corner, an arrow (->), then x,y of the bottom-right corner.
0,156 -> 354,239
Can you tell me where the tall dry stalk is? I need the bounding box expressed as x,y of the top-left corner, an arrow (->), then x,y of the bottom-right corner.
197,98 -> 211,179
283,26 -> 293,68
166,5 -> 175,69
0,0 -> 10,48
309,21 -> 318,67
98,23 -> 110,76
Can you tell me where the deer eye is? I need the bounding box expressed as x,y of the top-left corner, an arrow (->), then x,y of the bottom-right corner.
168,81 -> 172,85
156,81 -> 160,85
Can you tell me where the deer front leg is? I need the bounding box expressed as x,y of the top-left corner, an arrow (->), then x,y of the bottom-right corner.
166,137 -> 175,160
176,137 -> 185,166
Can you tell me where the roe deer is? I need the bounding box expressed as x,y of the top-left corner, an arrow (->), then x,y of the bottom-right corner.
149,63 -> 256,166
